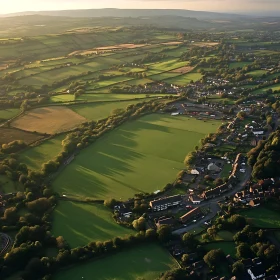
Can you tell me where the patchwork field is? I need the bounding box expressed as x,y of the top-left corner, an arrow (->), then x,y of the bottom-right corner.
11,106 -> 86,134
0,127 -> 44,145
242,206 -> 280,228
19,134 -> 65,170
52,114 -> 221,200
52,201 -> 133,247
54,243 -> 178,280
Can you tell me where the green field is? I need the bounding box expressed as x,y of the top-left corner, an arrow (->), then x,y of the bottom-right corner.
52,201 -> 133,247
52,114 -> 221,200
242,206 -> 280,228
0,108 -> 19,121
50,93 -> 162,103
149,59 -> 187,71
229,62 -> 251,69
54,243 -> 178,280
19,134 -> 65,170
253,83 -> 280,94
70,99 -> 151,120
164,72 -> 202,86
204,242 -> 236,256
247,70 -> 267,77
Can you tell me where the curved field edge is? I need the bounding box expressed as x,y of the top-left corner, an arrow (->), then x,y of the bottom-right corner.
54,243 -> 178,280
52,201 -> 133,248
52,114 -> 222,200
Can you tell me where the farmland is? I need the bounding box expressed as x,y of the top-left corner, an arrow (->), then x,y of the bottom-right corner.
241,206 -> 280,228
11,106 -> 86,134
52,114 -> 222,200
19,134 -> 65,170
54,243 -> 178,280
70,99 -> 152,120
52,201 -> 133,247
0,109 -> 19,122
0,127 -> 44,145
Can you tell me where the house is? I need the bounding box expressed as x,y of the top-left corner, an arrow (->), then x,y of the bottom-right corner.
189,195 -> 204,204
247,265 -> 266,280
150,195 -> 182,211
191,169 -> 200,175
157,217 -> 176,228
180,207 -> 202,224
192,260 -> 204,269
249,198 -> 261,207
203,183 -> 231,200
208,163 -> 221,172
253,130 -> 264,136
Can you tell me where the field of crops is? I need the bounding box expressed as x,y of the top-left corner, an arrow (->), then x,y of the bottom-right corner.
52,114 -> 221,200
54,243 -> 178,280
52,201 -> 133,247
11,106 -> 86,134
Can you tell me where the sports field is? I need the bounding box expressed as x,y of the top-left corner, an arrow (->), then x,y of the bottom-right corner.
52,114 -> 221,200
54,243 -> 178,280
52,201 -> 133,247
242,206 -> 280,228
19,134 -> 65,170
11,106 -> 86,134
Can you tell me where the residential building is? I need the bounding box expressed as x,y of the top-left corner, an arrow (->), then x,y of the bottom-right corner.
189,195 -> 204,204
247,265 -> 266,280
149,195 -> 182,211
180,207 -> 202,224
156,217 -> 175,228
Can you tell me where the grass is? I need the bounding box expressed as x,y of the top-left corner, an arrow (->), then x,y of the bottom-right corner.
241,206 -> 280,228
0,175 -> 23,194
164,72 -> 202,86
247,70 -> 267,77
220,164 -> 232,178
229,62 -> 251,69
50,93 -> 162,103
70,99 -> 151,120
19,134 -> 65,170
52,201 -> 133,248
52,114 -> 221,200
149,59 -> 187,71
0,108 -> 19,122
252,83 -> 280,94
204,241 -> 236,256
54,243 -> 178,280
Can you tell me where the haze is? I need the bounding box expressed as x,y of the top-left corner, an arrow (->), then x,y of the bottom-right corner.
2,0 -> 280,14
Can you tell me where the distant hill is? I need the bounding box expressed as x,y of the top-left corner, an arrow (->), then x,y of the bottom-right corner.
2,8 -> 243,20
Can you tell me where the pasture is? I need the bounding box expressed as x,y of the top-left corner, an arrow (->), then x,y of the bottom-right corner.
11,106 -> 86,134
0,175 -> 23,194
204,242 -> 236,256
252,83 -> 280,94
0,109 -> 19,122
70,99 -> 151,120
52,201 -> 133,247
0,128 -> 44,145
241,206 -> 280,228
54,243 -> 177,280
164,72 -> 202,86
19,134 -> 65,170
52,114 -> 221,200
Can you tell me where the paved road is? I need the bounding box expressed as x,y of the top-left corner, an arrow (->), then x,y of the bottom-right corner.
173,167 -> 252,235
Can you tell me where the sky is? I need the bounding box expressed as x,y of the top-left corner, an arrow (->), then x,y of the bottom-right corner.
1,0 -> 280,14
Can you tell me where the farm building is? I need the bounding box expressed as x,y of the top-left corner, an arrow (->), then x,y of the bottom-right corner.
180,207 -> 202,224
149,195 -> 182,211
207,163 -> 221,172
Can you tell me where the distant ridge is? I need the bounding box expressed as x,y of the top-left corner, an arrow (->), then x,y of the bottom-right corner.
1,8 -> 244,20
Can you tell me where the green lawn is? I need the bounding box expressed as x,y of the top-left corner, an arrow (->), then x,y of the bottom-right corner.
70,99 -> 151,120
220,164 -> 232,178
52,114 -> 221,200
54,243 -> 178,280
0,108 -> 19,121
52,201 -> 133,247
19,134 -> 65,170
242,206 -> 280,228
204,242 -> 236,256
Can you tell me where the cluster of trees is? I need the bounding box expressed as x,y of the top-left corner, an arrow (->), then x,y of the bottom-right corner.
249,130 -> 280,179
1,140 -> 27,154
